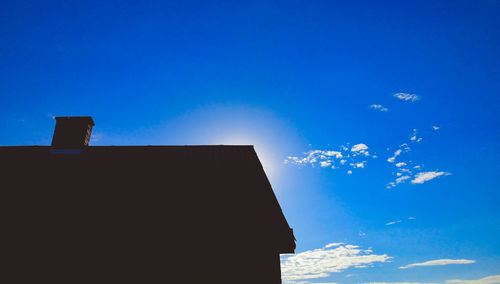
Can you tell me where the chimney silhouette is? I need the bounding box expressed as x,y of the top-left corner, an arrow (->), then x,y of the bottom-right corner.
51,116 -> 95,149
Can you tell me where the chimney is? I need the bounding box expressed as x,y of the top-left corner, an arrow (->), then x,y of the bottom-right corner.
51,116 -> 95,149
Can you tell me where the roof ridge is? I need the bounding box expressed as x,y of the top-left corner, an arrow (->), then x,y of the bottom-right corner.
0,145 -> 255,148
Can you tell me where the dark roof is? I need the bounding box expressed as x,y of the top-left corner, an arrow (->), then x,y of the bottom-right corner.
0,145 -> 295,266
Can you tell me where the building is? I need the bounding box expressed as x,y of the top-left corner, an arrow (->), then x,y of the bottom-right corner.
0,116 -> 295,283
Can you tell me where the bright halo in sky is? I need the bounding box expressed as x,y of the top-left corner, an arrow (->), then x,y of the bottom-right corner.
160,104 -> 301,186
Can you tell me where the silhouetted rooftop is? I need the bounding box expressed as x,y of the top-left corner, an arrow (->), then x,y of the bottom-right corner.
1,144 -> 295,266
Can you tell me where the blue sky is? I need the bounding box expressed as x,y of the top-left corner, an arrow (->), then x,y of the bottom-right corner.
1,1 -> 499,283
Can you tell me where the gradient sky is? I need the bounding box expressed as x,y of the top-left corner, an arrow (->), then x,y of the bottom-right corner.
1,1 -> 499,283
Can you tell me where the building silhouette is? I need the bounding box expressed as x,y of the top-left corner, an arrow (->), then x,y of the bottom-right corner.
0,116 -> 295,283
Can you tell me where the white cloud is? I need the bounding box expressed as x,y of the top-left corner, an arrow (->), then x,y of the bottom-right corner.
281,243 -> 392,282
358,274 -> 500,284
286,150 -> 341,166
411,171 -> 450,184
325,243 -> 344,248
351,143 -> 369,152
364,282 -> 438,284
286,144 -> 371,174
354,161 -> 366,168
387,175 -> 411,188
385,129 -> 448,189
320,161 -> 331,167
284,282 -> 338,284
408,217 -> 416,220
402,144 -> 411,152
446,274 -> 500,284
432,126 -> 440,130
410,129 -> 422,143
386,220 -> 402,226
395,175 -> 410,184
347,170 -> 352,174
324,151 -> 343,158
399,259 -> 475,269
387,149 -> 402,163
370,104 -> 389,112
394,92 -> 419,102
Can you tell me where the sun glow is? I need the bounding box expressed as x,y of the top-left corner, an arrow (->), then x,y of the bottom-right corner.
162,104 -> 299,186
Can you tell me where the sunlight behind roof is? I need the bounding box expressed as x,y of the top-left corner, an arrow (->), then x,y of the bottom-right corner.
157,104 -> 302,188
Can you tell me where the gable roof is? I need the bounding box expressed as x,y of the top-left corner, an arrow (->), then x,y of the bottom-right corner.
0,145 -> 295,265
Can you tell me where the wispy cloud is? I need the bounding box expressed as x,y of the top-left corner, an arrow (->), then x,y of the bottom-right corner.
285,150 -> 339,166
370,104 -> 389,112
285,143 -> 374,173
394,92 -> 419,102
351,143 -> 368,152
362,274 -> 500,284
446,274 -> 500,284
411,171 -> 451,184
284,281 -> 338,284
324,151 -> 343,158
281,243 -> 392,282
410,129 -> 423,143
288,127 -> 450,188
350,161 -> 367,168
432,126 -> 440,131
325,243 -> 344,248
395,175 -> 411,183
399,259 -> 475,269
320,161 -> 332,167
351,143 -> 370,157
386,129 -> 450,188
364,282 -> 438,284
387,149 -> 402,163
385,217 -> 415,225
